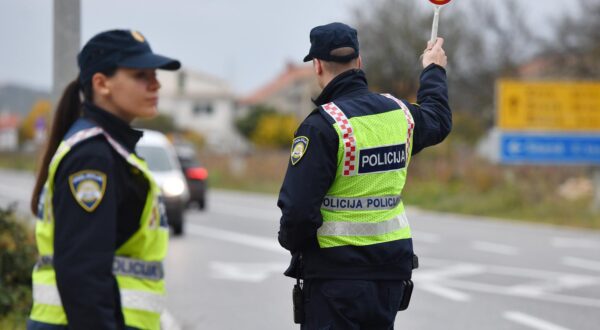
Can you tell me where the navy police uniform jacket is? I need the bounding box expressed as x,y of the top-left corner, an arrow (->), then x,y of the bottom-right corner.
32,103 -> 148,330
277,64 -> 451,280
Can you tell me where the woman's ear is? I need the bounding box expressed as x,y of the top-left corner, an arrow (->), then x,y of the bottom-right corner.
91,72 -> 111,96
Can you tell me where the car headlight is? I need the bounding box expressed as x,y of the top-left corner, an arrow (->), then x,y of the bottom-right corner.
162,179 -> 186,197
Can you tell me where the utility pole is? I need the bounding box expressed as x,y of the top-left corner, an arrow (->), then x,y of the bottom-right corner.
52,0 -> 80,106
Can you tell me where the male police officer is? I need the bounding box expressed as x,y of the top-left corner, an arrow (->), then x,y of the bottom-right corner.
277,22 -> 450,329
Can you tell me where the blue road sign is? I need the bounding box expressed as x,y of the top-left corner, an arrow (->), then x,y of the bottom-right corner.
500,133 -> 600,164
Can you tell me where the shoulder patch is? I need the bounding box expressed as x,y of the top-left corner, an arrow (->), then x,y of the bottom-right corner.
68,170 -> 107,212
290,136 -> 309,166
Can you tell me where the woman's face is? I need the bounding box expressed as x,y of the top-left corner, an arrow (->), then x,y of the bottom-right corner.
96,68 -> 161,122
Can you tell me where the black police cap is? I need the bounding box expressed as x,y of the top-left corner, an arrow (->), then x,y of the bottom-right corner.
77,29 -> 181,85
303,22 -> 359,63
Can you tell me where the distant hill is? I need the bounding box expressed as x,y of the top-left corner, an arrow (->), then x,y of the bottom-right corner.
0,84 -> 50,116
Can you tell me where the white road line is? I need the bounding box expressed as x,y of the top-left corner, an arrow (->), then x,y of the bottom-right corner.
160,309 -> 182,330
209,202 -> 280,221
552,237 -> 600,249
563,256 -> 600,273
187,224 -> 284,254
471,241 -> 518,255
443,279 -> 600,308
416,264 -> 485,281
412,230 -> 441,244
419,283 -> 470,302
209,262 -> 288,282
504,311 -> 571,330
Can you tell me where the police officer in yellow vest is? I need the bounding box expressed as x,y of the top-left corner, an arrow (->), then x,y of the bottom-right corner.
278,22 -> 450,329
27,30 -> 180,330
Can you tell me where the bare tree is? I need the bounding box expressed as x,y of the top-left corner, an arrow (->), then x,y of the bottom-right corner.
354,0 -> 541,130
538,0 -> 600,78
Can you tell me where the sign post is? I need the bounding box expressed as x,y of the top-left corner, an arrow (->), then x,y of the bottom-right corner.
495,80 -> 600,211
428,0 -> 452,44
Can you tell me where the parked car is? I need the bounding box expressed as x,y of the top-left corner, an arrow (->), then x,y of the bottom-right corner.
174,142 -> 208,210
136,130 -> 189,235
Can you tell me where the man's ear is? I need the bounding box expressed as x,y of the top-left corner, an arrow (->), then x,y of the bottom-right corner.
357,56 -> 363,69
91,72 -> 111,96
313,59 -> 323,75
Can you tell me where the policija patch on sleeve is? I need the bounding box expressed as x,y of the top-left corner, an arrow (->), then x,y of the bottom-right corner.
290,136 -> 309,165
68,170 -> 107,212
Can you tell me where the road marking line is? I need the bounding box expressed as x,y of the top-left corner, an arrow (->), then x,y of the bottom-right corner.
503,311 -> 571,330
563,256 -> 600,273
160,309 -> 182,330
552,237 -> 600,249
209,262 -> 288,282
419,283 -> 470,302
508,274 -> 598,296
471,241 -> 518,255
443,279 -> 600,308
185,225 -> 600,307
416,264 -> 485,281
208,202 -> 280,221
187,224 -> 284,254
412,230 -> 441,244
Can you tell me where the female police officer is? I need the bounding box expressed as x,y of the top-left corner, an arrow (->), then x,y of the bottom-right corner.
28,30 -> 180,330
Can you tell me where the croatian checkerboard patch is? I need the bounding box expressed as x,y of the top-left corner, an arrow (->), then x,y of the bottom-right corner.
68,170 -> 107,212
291,136 -> 309,165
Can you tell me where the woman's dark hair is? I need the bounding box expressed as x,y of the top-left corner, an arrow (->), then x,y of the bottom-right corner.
30,67 -> 117,215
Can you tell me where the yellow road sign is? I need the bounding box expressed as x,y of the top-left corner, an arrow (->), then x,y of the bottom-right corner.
497,80 -> 600,131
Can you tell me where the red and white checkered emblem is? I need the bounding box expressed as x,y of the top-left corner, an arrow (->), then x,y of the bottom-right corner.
322,102 -> 357,176
382,94 -> 415,154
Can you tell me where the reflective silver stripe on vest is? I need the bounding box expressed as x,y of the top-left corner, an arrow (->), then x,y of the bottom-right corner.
321,195 -> 402,211
121,289 -> 165,313
36,255 -> 164,281
33,283 -> 62,307
317,212 -> 409,237
32,284 -> 165,313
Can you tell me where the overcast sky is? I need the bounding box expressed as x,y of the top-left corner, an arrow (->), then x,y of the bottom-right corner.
0,0 -> 575,95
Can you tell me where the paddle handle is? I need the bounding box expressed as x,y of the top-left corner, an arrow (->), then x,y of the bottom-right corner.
430,5 -> 441,44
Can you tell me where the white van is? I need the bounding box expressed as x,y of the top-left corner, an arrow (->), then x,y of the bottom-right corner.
136,129 -> 189,235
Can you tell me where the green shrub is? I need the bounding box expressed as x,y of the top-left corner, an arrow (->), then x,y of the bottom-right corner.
0,206 -> 36,325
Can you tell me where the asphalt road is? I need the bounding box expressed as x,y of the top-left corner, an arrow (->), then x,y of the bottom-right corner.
1,169 -> 600,330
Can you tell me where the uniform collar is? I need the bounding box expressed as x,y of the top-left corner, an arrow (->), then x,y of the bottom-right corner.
313,69 -> 369,106
82,102 -> 143,152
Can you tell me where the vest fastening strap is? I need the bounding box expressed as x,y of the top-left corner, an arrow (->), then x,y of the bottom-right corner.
64,126 -> 142,171
317,212 -> 409,237
321,195 -> 402,211
64,127 -> 104,147
32,284 -> 165,313
381,94 -> 415,154
36,255 -> 164,281
322,102 -> 357,176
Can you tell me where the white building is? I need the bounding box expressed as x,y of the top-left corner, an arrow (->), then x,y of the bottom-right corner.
0,111 -> 19,151
158,69 -> 245,152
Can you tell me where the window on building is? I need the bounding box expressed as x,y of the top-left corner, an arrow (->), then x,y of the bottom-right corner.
193,103 -> 214,115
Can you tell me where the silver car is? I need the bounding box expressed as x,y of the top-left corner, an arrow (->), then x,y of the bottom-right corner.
136,129 -> 189,236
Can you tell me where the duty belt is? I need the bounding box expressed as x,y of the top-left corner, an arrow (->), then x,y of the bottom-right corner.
36,255 -> 164,281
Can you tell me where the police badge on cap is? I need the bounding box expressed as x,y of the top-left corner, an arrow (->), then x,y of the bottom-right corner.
291,136 -> 309,166
68,170 -> 107,212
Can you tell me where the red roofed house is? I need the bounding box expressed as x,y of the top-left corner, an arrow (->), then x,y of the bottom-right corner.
241,62 -> 320,120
